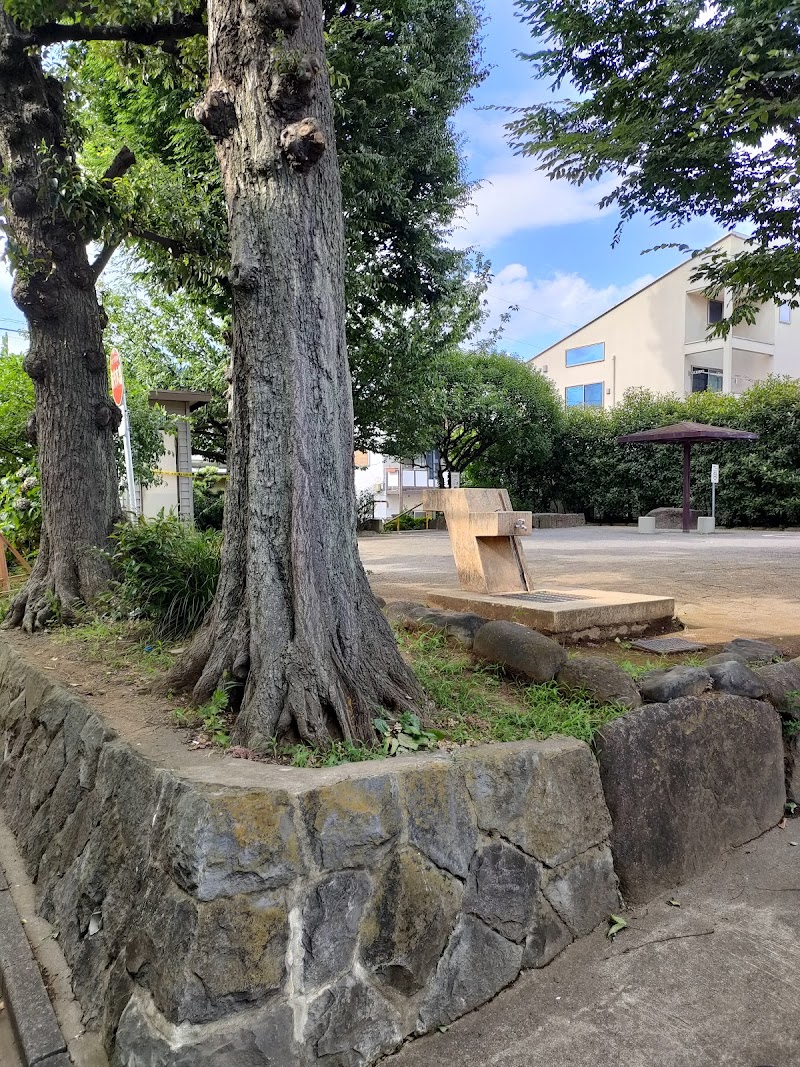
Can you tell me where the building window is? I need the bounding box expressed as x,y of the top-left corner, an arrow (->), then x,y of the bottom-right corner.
565,342 -> 605,367
691,367 -> 723,393
565,383 -> 604,408
779,303 -> 792,324
707,299 -> 724,324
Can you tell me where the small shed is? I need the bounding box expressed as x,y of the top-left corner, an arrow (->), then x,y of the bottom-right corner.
616,421 -> 758,532
140,390 -> 211,522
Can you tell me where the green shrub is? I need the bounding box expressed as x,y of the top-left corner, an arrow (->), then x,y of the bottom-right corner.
108,513 -> 221,639
193,468 -> 226,531
0,464 -> 41,557
473,377 -> 800,528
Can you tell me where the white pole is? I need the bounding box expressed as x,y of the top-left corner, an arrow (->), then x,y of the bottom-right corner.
711,481 -> 716,522
120,398 -> 139,516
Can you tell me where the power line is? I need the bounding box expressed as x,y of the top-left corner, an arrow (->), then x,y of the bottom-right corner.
483,292 -> 579,330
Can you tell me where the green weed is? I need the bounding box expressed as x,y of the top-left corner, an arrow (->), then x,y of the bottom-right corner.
398,629 -> 629,746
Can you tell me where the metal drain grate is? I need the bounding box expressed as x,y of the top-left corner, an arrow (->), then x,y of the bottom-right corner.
501,590 -> 589,604
631,637 -> 707,654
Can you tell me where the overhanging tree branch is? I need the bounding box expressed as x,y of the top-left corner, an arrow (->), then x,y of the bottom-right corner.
90,241 -> 119,281
22,13 -> 206,47
128,227 -> 190,258
101,146 -> 136,186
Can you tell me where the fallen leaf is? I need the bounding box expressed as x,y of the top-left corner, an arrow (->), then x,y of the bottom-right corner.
607,914 -> 628,939
778,817 -> 787,829
667,899 -> 681,907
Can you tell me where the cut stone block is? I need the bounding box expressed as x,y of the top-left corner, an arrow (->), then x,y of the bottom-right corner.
595,694 -> 785,904
456,738 -> 611,867
416,915 -> 523,1032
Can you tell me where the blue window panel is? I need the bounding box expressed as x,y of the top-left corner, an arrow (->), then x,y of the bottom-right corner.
565,385 -> 584,407
584,382 -> 604,407
565,342 -> 605,367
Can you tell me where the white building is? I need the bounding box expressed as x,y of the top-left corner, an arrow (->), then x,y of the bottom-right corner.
353,451 -> 458,520
530,234 -> 800,407
139,390 -> 210,521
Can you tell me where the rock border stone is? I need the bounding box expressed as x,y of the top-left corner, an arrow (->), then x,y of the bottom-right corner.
0,639 -> 618,1067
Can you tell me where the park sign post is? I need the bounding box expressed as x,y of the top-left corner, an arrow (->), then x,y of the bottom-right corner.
109,348 -> 139,516
711,463 -> 719,520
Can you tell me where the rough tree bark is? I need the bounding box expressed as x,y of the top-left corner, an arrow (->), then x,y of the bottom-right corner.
0,13 -> 123,630
170,0 -> 424,748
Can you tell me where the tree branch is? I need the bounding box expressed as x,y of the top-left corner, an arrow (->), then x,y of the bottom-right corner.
23,13 -> 206,47
90,241 -> 120,281
102,146 -> 136,186
128,227 -> 189,258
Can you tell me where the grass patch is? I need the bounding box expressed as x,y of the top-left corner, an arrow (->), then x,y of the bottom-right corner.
618,653 -> 707,679
50,616 -> 176,675
398,630 -> 629,747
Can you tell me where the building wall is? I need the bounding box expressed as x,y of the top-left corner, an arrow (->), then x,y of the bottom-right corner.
139,399 -> 196,521
531,234 -> 800,406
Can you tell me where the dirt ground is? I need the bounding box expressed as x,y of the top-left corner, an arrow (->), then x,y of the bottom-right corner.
2,522 -> 798,765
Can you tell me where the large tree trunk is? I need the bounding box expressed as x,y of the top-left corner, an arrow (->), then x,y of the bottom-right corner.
171,0 -> 424,747
0,16 -> 122,630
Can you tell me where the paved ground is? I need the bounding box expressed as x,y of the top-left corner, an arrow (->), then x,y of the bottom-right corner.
0,1010 -> 22,1067
360,526 -> 800,646
384,825 -> 800,1067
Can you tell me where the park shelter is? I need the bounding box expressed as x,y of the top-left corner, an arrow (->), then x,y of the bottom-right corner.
616,421 -> 758,532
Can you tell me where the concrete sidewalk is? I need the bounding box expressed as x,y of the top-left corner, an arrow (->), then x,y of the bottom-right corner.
384,824 -> 800,1067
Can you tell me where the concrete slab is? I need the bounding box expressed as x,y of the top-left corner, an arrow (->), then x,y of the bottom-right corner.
384,823 -> 800,1067
426,587 -> 675,639
0,890 -> 67,1066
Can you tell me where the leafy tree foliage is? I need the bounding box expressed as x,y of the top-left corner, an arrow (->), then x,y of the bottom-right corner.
0,347 -> 34,478
384,349 -> 562,486
70,0 -> 487,444
103,281 -> 230,464
475,378 -> 800,527
509,0 -> 800,325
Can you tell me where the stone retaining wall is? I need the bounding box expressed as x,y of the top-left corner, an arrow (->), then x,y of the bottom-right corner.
0,640 -> 619,1067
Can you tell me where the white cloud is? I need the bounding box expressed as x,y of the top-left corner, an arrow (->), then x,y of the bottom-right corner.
481,263 -> 656,355
453,158 -> 617,251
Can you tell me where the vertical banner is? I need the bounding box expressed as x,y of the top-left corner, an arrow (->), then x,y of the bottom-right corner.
109,348 -> 139,516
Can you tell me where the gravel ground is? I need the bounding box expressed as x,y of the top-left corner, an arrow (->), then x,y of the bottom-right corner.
360,526 -> 800,646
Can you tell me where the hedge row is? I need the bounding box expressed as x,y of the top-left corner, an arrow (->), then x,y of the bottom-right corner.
472,378 -> 800,528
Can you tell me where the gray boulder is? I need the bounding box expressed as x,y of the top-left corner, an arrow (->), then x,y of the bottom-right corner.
723,637 -> 782,664
557,655 -> 641,710
704,651 -> 748,667
755,658 -> 800,711
707,660 -> 768,699
787,733 -> 800,804
442,612 -> 487,649
382,602 -> 485,648
595,694 -> 785,904
383,601 -> 438,627
472,621 -> 566,683
638,665 -> 711,703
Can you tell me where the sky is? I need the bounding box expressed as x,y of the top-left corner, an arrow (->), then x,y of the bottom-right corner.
452,0 -> 723,360
0,0 -> 726,360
